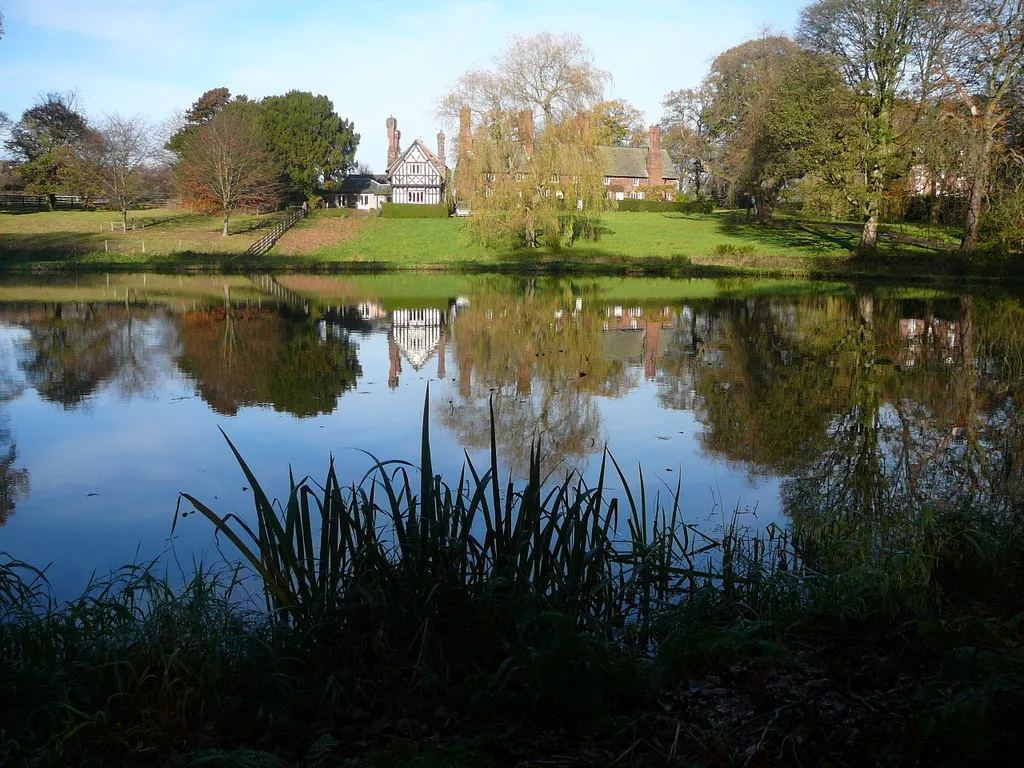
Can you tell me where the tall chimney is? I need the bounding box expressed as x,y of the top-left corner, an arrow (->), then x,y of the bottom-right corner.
518,109 -> 535,155
437,131 -> 446,170
459,107 -> 473,155
574,110 -> 592,138
386,116 -> 398,168
647,125 -> 663,190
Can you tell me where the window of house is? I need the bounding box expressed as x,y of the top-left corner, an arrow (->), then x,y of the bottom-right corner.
630,191 -> 644,199
410,190 -> 424,203
409,163 -> 423,175
633,178 -> 643,186
515,173 -> 525,182
603,177 -> 611,185
360,194 -> 369,206
550,174 -> 559,183
485,172 -> 495,182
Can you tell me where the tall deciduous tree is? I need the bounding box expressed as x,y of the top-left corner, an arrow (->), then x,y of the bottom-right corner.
799,0 -> 925,254
3,92 -> 92,197
178,108 -> 279,236
438,33 -> 609,130
457,111 -> 605,249
94,115 -> 158,230
661,86 -> 715,198
592,99 -> 646,146
166,87 -> 233,155
927,0 -> 1024,251
703,36 -> 856,223
257,91 -> 358,203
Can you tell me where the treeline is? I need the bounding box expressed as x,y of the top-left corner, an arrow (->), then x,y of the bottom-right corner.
659,0 -> 1024,256
0,88 -> 358,236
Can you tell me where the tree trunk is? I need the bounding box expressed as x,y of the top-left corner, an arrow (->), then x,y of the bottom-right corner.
960,130 -> 994,253
753,189 -> 775,225
121,206 -> 128,232
222,211 -> 230,237
859,213 -> 879,254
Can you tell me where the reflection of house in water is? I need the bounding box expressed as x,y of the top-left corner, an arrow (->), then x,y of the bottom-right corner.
600,305 -> 675,379
388,307 -> 448,389
899,317 -> 963,367
310,299 -> 467,390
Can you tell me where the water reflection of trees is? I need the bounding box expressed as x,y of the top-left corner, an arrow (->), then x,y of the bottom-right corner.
654,291 -> 1024,521
441,284 -> 638,475
175,305 -> 362,418
0,376 -> 28,526
15,303 -> 172,408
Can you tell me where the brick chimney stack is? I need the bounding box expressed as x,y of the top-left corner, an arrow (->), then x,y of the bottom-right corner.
458,107 -> 473,155
437,131 -> 446,169
518,109 -> 535,155
574,110 -> 592,138
386,116 -> 399,168
647,125 -> 663,189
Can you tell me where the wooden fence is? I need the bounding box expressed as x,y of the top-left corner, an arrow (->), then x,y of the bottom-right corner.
244,207 -> 306,257
0,194 -> 86,212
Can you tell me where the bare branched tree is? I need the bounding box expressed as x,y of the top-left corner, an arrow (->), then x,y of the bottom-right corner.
178,108 -> 279,236
437,33 -> 610,131
94,114 -> 158,230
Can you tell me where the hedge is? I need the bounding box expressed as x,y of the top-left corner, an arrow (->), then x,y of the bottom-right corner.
616,199 -> 712,214
381,203 -> 450,219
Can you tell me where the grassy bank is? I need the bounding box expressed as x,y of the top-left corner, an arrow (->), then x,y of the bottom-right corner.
2,207 -> 1020,280
2,395 -> 1023,767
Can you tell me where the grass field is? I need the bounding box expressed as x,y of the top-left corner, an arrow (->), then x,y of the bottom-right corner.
1,206 -> 1017,279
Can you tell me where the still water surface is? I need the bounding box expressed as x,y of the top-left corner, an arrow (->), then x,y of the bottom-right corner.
0,273 -> 1021,597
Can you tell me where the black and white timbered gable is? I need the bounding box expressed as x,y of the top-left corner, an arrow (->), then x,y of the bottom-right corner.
387,140 -> 447,205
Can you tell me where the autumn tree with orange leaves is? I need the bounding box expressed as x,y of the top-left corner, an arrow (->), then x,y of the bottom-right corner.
177,107 -> 280,236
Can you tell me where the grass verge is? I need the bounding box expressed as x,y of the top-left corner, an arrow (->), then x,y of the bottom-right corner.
3,208 -> 1022,280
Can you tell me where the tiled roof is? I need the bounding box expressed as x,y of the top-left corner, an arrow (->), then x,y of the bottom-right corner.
599,146 -> 678,180
337,175 -> 392,195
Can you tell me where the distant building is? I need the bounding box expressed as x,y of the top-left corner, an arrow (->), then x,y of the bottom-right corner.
332,174 -> 392,210
456,107 -> 680,202
323,116 -> 450,209
386,116 -> 449,205
600,127 -> 679,201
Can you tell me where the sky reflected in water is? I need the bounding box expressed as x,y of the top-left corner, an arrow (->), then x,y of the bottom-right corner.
1,274 -> 1020,598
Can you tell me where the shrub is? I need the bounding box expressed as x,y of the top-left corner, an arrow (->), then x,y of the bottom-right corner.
381,203 -> 449,219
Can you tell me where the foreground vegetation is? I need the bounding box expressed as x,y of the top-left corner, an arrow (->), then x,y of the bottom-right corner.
3,207 -> 1020,280
2,394 -> 1023,767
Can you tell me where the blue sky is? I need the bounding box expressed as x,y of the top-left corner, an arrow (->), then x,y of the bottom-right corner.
0,0 -> 804,172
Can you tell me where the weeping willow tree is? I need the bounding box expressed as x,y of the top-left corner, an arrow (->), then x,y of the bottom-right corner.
456,110 -> 607,250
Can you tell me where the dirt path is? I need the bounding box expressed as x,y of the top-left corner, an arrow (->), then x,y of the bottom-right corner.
274,214 -> 368,253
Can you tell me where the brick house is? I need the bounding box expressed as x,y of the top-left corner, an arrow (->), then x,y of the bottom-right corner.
600,126 -> 679,201
456,108 -> 679,201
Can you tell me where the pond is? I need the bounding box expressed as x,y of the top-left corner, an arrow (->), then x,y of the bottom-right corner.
0,272 -> 1022,597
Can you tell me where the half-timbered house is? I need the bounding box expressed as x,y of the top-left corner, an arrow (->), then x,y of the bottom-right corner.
385,116 -> 449,204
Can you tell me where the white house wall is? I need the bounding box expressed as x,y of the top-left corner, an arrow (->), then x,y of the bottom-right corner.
390,142 -> 445,204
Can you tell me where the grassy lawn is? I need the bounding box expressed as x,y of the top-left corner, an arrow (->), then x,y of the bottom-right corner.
1,206 -> 1017,279
0,207 -> 288,269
